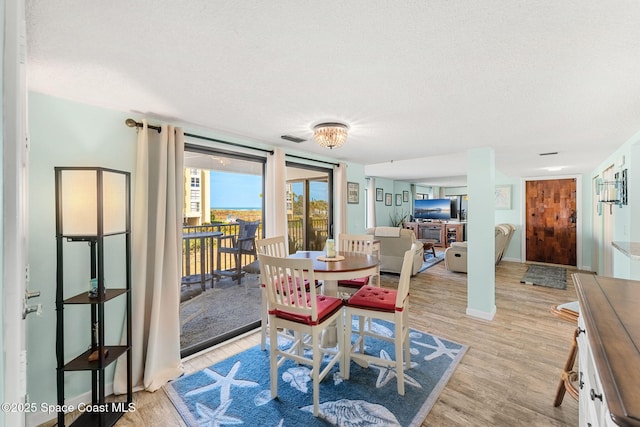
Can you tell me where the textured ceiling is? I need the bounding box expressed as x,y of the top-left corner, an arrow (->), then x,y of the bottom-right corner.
26,1 -> 640,186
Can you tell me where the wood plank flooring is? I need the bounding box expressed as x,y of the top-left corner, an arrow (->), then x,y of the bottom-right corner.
47,260 -> 581,426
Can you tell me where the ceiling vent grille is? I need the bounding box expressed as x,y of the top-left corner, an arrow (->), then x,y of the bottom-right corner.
281,135 -> 306,143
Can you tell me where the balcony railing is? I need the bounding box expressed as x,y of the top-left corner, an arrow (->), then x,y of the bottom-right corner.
181,218 -> 329,285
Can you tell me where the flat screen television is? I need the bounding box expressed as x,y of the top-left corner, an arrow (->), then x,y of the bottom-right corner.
414,198 -> 451,220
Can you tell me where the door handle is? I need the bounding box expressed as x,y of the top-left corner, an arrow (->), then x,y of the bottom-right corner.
23,289 -> 42,319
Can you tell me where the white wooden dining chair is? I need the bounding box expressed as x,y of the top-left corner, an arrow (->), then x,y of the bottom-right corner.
258,253 -> 344,417
343,243 -> 417,395
255,236 -> 289,350
337,233 -> 379,295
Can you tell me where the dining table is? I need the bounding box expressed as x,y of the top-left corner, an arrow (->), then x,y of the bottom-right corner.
288,250 -> 380,347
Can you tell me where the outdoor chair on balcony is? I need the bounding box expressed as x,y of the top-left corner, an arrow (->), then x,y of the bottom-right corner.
216,220 -> 260,285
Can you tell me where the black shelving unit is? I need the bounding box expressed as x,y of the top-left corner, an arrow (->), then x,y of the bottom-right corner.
55,167 -> 132,427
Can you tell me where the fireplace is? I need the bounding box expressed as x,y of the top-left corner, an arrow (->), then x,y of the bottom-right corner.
421,226 -> 441,243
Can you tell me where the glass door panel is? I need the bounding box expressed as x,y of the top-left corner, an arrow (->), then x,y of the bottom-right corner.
286,165 -> 331,252
180,148 -> 265,357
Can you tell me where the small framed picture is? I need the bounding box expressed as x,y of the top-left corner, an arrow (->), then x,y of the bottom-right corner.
385,193 -> 392,206
347,182 -> 359,204
376,187 -> 384,202
395,194 -> 402,206
495,185 -> 512,210
403,190 -> 409,202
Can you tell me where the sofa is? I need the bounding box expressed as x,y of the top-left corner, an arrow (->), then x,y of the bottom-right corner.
366,227 -> 424,275
444,223 -> 515,273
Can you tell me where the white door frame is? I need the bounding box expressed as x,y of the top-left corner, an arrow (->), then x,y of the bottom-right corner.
3,1 -> 29,426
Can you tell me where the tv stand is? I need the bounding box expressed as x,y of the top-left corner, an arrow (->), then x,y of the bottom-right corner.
404,222 -> 465,248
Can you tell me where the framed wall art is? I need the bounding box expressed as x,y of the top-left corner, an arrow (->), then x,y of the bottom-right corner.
385,193 -> 392,206
376,187 -> 384,202
403,190 -> 409,202
495,185 -> 512,210
347,182 -> 359,204
395,194 -> 402,206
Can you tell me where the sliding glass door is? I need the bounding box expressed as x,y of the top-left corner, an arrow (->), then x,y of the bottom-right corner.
180,146 -> 265,357
286,164 -> 332,252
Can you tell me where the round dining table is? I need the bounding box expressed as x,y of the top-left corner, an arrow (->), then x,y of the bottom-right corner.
288,250 -> 379,347
288,250 -> 379,295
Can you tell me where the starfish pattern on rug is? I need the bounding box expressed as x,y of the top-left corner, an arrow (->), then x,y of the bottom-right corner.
185,360 -> 259,402
369,349 -> 422,389
194,399 -> 242,427
412,336 -> 461,361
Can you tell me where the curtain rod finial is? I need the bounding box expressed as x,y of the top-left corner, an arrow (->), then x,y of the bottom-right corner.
125,118 -> 139,128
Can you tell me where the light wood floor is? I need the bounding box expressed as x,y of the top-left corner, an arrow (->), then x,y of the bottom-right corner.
49,260 -> 581,426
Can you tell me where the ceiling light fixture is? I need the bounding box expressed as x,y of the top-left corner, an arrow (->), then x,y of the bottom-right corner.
313,122 -> 348,149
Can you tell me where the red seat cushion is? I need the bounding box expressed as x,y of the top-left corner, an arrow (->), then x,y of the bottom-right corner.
338,276 -> 370,289
271,295 -> 343,326
346,285 -> 404,312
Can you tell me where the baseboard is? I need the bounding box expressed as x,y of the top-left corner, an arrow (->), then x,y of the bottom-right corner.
27,382 -> 114,427
466,306 -> 496,321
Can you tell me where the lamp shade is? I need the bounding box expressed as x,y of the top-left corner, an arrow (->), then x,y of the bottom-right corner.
55,167 -> 129,237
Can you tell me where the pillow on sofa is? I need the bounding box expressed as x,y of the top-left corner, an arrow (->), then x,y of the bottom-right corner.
373,227 -> 401,237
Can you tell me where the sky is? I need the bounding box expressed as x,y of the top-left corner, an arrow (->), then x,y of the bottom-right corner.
210,171 -> 262,208
209,171 -> 327,208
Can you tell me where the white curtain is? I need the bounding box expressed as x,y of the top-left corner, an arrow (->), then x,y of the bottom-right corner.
333,162 -> 348,238
366,177 -> 376,228
114,119 -> 185,393
265,147 -> 288,238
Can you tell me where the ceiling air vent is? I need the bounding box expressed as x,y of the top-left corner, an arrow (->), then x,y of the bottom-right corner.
539,152 -> 558,156
281,135 -> 306,143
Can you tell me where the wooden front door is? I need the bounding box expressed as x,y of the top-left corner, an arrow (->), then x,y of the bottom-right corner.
525,178 -> 577,266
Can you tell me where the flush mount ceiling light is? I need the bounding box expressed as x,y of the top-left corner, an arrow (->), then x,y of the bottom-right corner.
313,122 -> 348,149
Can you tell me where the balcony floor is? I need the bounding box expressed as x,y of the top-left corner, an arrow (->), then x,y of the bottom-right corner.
180,274 -> 262,351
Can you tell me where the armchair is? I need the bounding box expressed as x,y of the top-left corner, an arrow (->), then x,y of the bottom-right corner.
444,223 -> 515,273
365,227 -> 424,275
217,220 -> 260,284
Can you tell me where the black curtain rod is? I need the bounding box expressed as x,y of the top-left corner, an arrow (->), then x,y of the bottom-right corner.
286,154 -> 339,167
125,119 -> 340,166
125,118 -> 274,155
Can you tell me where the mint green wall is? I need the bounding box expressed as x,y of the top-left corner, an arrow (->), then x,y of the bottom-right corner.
27,92 -> 137,412
371,177 -> 399,226
494,172 -> 522,261
346,163 -> 367,233
591,130 -> 640,279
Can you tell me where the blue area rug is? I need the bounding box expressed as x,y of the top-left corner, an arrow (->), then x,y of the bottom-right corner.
165,320 -> 467,426
418,251 -> 445,273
